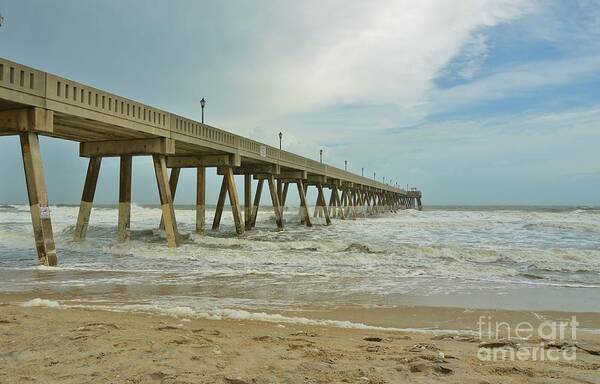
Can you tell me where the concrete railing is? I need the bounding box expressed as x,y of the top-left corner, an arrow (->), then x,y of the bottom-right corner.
1,57 -> 405,193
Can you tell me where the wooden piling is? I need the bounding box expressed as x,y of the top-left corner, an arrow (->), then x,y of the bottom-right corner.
317,183 -> 331,225
212,176 -> 227,230
334,187 -> 343,219
281,182 -> 289,207
350,189 -> 357,220
277,179 -> 283,208
196,167 -> 205,233
117,155 -> 132,242
297,180 -> 312,227
250,178 -> 264,228
159,167 -> 180,229
74,156 -> 102,241
20,132 -> 57,266
244,174 -> 252,230
267,175 -> 284,230
224,167 -> 244,235
152,154 -> 180,247
340,188 -> 348,219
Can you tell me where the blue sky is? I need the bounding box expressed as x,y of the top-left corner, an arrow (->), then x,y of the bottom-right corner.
0,0 -> 599,205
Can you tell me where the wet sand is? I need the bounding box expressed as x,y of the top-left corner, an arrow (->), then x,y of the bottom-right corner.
2,296 -> 600,383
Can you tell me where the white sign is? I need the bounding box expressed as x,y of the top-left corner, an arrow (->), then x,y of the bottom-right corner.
39,203 -> 50,219
259,145 -> 267,158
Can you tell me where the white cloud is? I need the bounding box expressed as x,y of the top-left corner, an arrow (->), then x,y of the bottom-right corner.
218,0 -> 536,132
428,54 -> 600,114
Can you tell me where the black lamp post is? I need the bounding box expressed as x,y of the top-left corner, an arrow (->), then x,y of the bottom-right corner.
361,167 -> 364,177
200,98 -> 206,124
344,160 -> 347,171
278,132 -> 282,151
319,149 -> 323,163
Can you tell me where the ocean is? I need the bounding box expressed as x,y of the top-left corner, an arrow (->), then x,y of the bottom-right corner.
1,204 -> 599,326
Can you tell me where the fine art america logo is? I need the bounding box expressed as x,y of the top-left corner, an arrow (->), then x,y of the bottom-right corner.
477,316 -> 579,361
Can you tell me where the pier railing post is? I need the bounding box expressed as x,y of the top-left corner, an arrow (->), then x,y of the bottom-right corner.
117,155 -> 132,242
74,156 -> 102,241
20,132 -> 58,266
153,154 -> 180,247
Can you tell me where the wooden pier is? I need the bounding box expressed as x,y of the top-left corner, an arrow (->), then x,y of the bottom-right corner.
0,57 -> 423,266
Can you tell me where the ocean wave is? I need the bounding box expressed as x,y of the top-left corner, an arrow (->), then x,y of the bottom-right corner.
52,301 -> 472,334
524,222 -> 600,232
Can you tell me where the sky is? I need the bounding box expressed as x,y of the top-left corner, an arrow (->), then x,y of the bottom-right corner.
0,0 -> 599,206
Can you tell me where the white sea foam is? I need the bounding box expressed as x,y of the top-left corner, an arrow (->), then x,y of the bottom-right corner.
60,301 -> 469,334
2,205 -> 600,317
22,298 -> 61,308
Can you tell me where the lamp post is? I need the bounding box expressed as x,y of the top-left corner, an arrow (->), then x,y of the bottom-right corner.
278,132 -> 282,151
344,160 -> 347,171
200,98 -> 206,124
374,172 -> 376,180
319,149 -> 323,163
361,167 -> 364,177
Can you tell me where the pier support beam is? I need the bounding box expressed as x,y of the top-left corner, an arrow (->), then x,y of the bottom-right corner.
267,175 -> 284,230
20,132 -> 57,266
74,156 -> 102,241
281,182 -> 289,212
117,155 -> 132,242
153,154 -> 180,247
277,180 -> 283,209
250,178 -> 264,228
316,183 -> 331,225
159,167 -> 180,229
224,167 -> 245,235
212,177 -> 228,230
339,188 -> 347,219
196,167 -> 205,233
244,174 -> 252,230
297,180 -> 312,227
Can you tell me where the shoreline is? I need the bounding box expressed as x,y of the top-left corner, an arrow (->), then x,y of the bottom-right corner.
2,301 -> 600,383
3,292 -> 600,334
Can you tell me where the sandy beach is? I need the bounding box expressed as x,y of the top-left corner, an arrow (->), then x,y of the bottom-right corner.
2,295 -> 600,384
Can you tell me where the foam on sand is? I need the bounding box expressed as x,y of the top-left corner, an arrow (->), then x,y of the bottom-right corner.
22,298 -> 62,308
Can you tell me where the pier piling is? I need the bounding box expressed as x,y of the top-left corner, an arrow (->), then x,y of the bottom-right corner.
74,156 -> 102,241
20,132 -> 57,266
